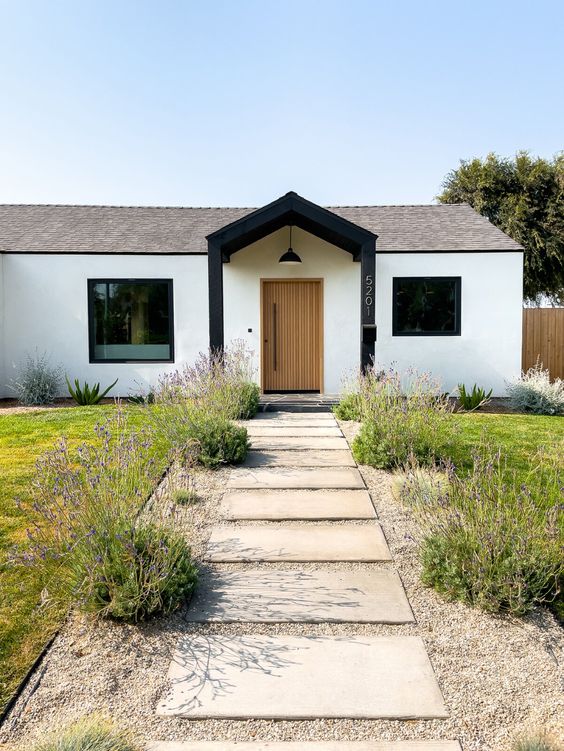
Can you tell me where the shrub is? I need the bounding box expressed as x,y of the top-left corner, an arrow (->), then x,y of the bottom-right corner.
13,410 -> 196,622
237,381 -> 260,419
403,448 -> 563,616
155,341 -> 257,419
10,351 -> 62,405
149,342 -> 254,466
172,487 -> 198,505
66,376 -> 118,405
513,733 -> 560,751
391,464 -> 449,506
506,361 -> 564,415
26,714 -> 140,751
457,383 -> 492,411
84,522 -> 197,622
351,368 -> 456,468
189,414 -> 249,469
333,392 -> 362,421
128,391 -> 155,405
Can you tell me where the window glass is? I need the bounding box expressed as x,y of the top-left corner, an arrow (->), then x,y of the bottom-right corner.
89,280 -> 173,361
393,277 -> 460,335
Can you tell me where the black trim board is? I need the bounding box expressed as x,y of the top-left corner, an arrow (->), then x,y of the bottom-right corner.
207,191 -> 376,260
87,278 -> 175,363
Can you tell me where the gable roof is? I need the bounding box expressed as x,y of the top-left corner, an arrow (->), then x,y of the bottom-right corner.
0,202 -> 523,254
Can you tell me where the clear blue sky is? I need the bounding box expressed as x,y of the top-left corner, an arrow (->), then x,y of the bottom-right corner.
0,0 -> 562,207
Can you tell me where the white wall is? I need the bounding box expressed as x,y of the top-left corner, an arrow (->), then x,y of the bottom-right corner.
0,254 -> 209,398
374,252 -> 523,395
223,228 -> 361,393
0,246 -> 523,399
0,254 -> 5,395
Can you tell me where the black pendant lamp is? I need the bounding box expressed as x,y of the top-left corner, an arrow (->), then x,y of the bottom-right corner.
278,225 -> 302,265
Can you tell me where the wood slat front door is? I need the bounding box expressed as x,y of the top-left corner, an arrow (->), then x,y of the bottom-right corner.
261,279 -> 323,392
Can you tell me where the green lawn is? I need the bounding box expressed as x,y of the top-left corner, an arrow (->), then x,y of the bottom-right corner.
453,412 -> 564,481
0,406 -> 120,712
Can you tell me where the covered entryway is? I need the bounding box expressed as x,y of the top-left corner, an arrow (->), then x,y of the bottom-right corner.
206,192 -> 378,391
261,279 -> 323,392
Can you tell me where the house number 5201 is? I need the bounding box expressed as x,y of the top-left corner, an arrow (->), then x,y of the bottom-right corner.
365,274 -> 374,310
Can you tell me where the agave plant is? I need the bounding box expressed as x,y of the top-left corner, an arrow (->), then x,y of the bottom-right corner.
66,376 -> 118,405
457,383 -> 492,411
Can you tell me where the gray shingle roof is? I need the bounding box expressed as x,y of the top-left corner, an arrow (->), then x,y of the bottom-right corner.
0,203 -> 523,254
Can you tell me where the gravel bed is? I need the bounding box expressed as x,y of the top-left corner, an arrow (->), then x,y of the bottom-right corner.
1,420 -> 562,751
0,397 -> 115,414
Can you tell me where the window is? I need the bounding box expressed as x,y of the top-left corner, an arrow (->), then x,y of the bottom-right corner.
392,277 -> 461,336
88,279 -> 174,362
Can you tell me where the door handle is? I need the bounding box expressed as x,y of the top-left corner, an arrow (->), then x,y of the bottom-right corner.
273,302 -> 277,371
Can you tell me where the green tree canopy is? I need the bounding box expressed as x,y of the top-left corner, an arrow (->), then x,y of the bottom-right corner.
437,152 -> 564,303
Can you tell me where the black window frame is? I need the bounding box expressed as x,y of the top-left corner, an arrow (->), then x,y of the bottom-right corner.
87,278 -> 175,363
392,276 -> 461,337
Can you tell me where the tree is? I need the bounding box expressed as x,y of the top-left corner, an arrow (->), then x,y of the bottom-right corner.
437,152 -> 564,304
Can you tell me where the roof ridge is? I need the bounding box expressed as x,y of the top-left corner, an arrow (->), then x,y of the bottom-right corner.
330,203 -> 469,208
0,203 -> 256,210
0,202 -> 470,210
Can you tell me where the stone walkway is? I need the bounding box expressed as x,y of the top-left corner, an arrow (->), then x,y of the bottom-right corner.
156,413 -> 457,748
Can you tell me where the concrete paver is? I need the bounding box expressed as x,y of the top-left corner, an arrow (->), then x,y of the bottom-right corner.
205,524 -> 392,562
185,568 -> 413,623
244,450 -> 355,468
227,467 -> 365,489
221,489 -> 375,520
157,635 -> 448,719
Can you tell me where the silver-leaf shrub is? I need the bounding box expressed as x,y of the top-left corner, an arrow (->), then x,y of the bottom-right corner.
506,361 -> 564,415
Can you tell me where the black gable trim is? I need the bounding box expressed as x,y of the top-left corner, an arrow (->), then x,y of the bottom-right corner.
206,191 -> 377,261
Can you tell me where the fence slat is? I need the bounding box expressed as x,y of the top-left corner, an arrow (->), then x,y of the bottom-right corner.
522,308 -> 564,380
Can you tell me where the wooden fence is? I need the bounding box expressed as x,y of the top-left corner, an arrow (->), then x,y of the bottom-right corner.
522,308 -> 564,380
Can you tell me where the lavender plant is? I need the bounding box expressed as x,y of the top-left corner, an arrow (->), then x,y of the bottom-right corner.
14,409 -> 197,622
391,462 -> 449,506
399,448 -> 563,616
351,367 -> 456,468
149,341 -> 253,467
10,351 -> 63,405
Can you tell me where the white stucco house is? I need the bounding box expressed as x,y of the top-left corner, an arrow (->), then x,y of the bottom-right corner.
0,191 -> 523,398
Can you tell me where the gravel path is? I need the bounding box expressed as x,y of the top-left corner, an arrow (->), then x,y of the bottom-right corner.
1,419 -> 562,751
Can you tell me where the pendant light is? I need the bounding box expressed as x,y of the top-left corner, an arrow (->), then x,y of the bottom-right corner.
278,225 -> 302,264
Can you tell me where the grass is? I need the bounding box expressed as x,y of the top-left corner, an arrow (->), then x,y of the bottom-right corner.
0,405 -> 131,713
25,713 -> 140,751
452,412 -> 564,480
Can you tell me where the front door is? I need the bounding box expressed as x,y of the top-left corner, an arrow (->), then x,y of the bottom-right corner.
261,279 -> 323,392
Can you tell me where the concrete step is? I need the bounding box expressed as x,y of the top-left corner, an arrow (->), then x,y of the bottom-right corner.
246,426 -> 343,437
243,450 -> 355,468
157,635 -> 448,719
205,524 -> 392,562
253,413 -> 337,423
221,489 -> 375,520
250,436 -> 348,450
185,568 -> 414,623
227,467 -> 365,490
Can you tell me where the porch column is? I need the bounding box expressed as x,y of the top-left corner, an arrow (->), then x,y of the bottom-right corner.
208,239 -> 224,351
360,237 -> 377,371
